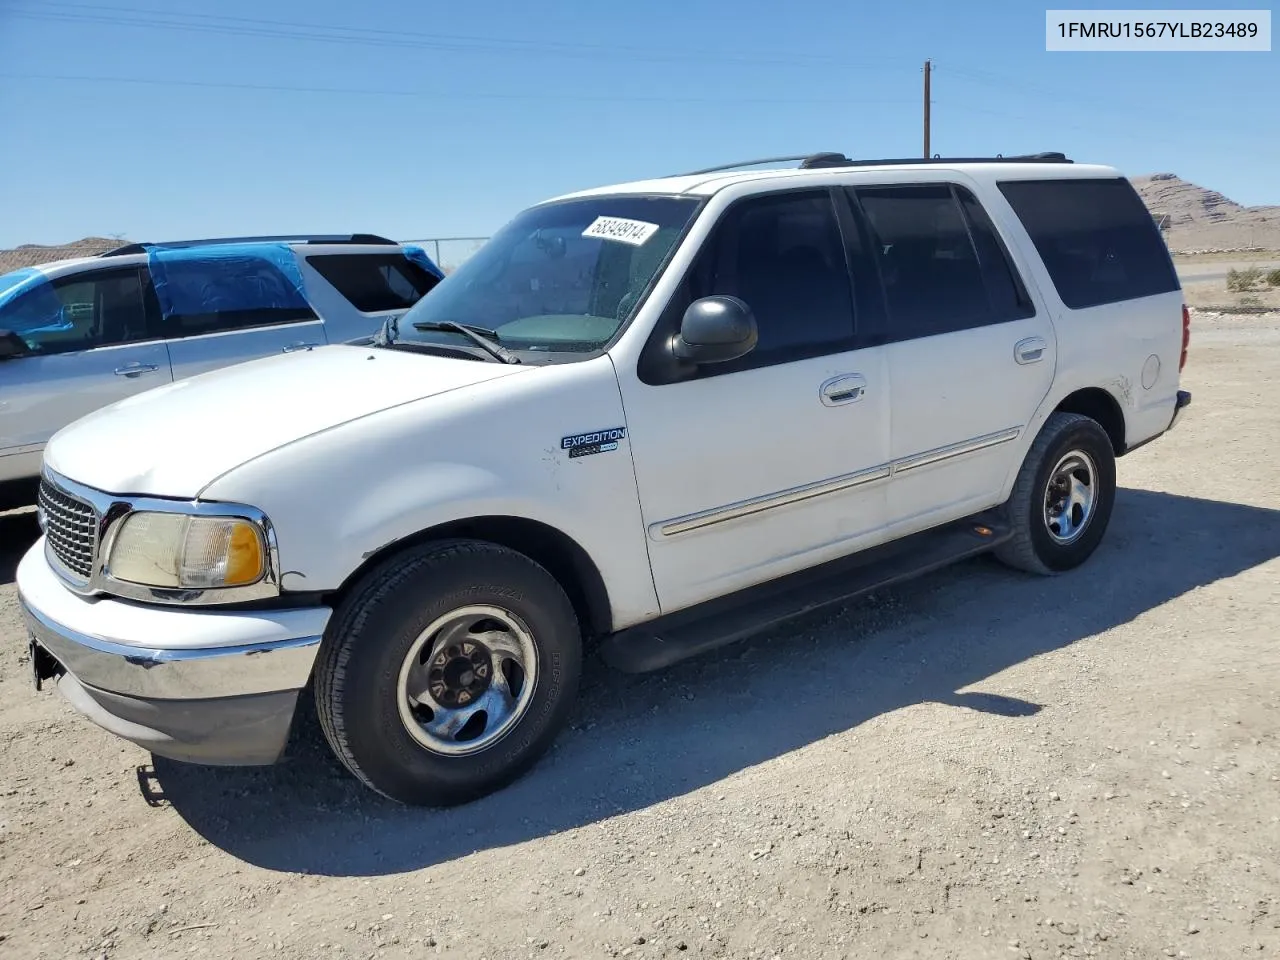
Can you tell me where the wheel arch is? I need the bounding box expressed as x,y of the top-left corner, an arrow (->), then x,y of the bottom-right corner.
328,515 -> 614,638
1052,387 -> 1126,455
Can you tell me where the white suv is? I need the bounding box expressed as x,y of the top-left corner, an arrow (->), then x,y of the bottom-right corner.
18,153 -> 1191,806
0,235 -> 443,503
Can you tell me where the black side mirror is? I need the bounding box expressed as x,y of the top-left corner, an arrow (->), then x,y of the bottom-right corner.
672,296 -> 758,365
0,330 -> 28,360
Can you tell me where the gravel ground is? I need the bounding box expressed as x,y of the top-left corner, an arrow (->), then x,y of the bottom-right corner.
2,315 -> 1278,960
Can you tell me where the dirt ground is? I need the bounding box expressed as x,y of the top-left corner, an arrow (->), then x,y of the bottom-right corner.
2,314 -> 1279,960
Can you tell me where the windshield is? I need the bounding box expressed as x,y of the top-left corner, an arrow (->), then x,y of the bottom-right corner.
394,195 -> 700,355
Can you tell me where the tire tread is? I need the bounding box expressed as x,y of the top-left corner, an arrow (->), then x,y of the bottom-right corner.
313,540 -> 549,803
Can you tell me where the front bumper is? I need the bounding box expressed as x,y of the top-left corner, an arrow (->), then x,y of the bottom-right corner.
17,539 -> 331,766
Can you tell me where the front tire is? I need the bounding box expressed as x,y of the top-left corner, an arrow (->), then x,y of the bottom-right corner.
314,540 -> 582,806
994,412 -> 1117,576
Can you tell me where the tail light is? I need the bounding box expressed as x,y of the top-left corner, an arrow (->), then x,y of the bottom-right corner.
1179,304 -> 1190,372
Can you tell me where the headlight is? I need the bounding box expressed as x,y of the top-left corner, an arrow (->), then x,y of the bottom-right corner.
107,512 -> 268,589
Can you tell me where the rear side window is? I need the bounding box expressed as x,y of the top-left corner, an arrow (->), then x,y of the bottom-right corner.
307,253 -> 442,313
148,247 -> 317,336
955,186 -> 1036,322
997,177 -> 1179,310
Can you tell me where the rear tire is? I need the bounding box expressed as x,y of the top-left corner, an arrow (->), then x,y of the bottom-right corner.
994,412 -> 1117,576
314,540 -> 582,806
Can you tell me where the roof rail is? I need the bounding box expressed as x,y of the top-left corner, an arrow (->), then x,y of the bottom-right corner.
675,151 -> 1072,178
99,234 -> 399,257
830,151 -> 1072,167
677,153 -> 848,177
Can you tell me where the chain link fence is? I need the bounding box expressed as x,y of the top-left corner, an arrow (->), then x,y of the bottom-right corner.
401,237 -> 489,274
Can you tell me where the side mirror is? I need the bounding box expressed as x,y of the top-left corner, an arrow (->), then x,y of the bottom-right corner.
672,296 -> 758,365
0,330 -> 28,360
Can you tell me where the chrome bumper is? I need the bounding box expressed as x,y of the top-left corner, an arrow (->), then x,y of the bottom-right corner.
17,541 -> 328,766
22,599 -> 321,701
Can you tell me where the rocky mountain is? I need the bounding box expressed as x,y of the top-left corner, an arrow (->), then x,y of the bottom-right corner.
1132,173 -> 1280,253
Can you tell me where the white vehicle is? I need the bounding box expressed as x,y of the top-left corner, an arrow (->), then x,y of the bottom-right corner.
0,234 -> 443,505
18,152 -> 1192,806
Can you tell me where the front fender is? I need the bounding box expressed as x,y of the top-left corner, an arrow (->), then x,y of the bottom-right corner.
200,357 -> 662,629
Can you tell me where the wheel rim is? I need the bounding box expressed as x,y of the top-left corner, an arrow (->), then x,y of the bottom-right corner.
1042,449 -> 1098,545
396,604 -> 539,757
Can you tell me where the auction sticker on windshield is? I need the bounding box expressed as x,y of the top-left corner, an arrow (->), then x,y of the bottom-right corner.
582,216 -> 660,246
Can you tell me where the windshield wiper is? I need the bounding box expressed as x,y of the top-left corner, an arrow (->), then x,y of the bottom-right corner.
412,321 -> 519,364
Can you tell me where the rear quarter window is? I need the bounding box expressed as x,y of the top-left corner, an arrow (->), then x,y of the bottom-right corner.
997,177 -> 1179,310
306,253 -> 442,313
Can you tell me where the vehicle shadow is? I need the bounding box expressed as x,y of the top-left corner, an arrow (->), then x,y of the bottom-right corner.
0,508 -> 40,585
126,488 -> 1280,876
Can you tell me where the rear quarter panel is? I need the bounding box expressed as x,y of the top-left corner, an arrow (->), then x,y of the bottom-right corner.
973,174 -> 1184,489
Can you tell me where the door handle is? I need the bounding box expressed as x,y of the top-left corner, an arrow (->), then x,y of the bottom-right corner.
113,362 -> 159,377
1015,337 -> 1047,365
820,374 -> 867,406
282,341 -> 321,353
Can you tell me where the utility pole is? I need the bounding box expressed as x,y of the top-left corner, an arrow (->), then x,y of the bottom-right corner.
923,59 -> 932,158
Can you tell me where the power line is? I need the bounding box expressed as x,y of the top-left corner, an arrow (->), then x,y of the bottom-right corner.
28,1 -> 873,61
0,72 -> 915,107
10,3 -> 912,70
931,100 -> 1196,152
933,101 -> 1107,135
936,63 -> 1224,133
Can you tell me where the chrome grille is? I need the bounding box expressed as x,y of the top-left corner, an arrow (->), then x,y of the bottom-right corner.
37,478 -> 99,579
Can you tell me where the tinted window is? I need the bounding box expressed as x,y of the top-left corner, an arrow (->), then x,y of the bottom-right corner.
956,186 -> 1036,321
308,253 -> 441,313
687,191 -> 855,364
854,184 -> 992,339
997,177 -> 1180,310
151,253 -> 317,337
0,268 -> 151,356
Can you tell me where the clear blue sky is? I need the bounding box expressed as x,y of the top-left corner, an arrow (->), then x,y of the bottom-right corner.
0,0 -> 1275,248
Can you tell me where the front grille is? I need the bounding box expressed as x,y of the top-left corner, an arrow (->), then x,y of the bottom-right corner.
38,478 -> 99,579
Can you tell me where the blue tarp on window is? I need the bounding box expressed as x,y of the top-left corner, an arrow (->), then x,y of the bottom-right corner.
146,242 -> 311,319
401,244 -> 445,279
0,267 -> 43,306
0,268 -> 72,339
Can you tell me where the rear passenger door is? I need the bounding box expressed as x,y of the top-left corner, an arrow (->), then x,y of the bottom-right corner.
150,248 -> 330,380
996,176 -> 1185,446
845,181 -> 1056,531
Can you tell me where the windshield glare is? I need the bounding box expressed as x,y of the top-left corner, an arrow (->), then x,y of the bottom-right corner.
396,195 -> 700,355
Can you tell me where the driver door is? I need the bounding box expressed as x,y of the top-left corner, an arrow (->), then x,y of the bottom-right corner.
614,188 -> 893,615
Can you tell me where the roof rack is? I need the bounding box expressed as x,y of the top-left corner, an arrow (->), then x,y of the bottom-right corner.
677,151 -> 1071,177
99,234 -> 398,257
677,153 -> 850,177
826,151 -> 1071,167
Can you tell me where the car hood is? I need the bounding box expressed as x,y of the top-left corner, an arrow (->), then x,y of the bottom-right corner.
43,344 -> 530,498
